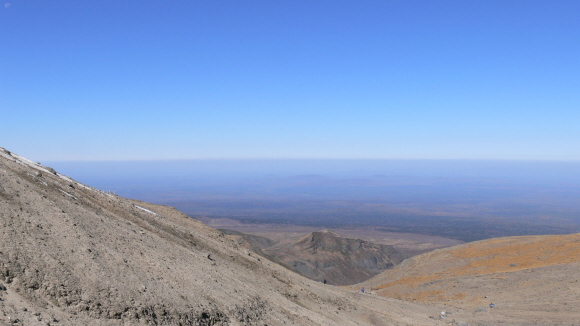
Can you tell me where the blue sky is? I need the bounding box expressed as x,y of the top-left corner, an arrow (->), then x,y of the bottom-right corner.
2,0 -> 579,161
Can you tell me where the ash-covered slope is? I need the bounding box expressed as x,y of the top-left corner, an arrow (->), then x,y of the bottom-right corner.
218,228 -> 277,258
263,230 -> 403,285
358,233 -> 580,325
0,147 -> 443,326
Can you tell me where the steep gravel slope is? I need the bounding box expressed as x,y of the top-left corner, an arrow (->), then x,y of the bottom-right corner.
0,147 -> 444,326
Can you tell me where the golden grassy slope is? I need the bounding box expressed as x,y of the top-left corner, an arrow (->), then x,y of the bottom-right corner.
360,233 -> 580,304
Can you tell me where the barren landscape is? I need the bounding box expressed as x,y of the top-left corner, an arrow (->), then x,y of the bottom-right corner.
358,233 -> 580,325
5,0 -> 580,325
222,228 -> 405,285
0,147 -> 449,325
3,147 -> 580,325
206,217 -> 463,286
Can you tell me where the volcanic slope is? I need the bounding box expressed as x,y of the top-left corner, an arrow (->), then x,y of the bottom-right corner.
358,233 -> 580,325
261,230 -> 404,286
0,147 -> 446,326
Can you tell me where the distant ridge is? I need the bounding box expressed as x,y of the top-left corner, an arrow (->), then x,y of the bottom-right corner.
220,228 -> 404,285
263,229 -> 404,285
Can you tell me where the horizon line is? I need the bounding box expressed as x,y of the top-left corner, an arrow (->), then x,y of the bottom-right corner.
42,158 -> 580,163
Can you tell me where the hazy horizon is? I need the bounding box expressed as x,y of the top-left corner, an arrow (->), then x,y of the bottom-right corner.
45,159 -> 580,242
47,158 -> 580,181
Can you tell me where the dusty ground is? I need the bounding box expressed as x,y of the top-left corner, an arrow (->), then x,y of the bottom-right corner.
357,234 -> 580,325
0,147 -> 447,325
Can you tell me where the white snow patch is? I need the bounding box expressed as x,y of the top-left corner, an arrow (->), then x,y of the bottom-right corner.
135,205 -> 157,215
27,172 -> 48,187
58,174 -> 74,183
0,149 -> 17,162
76,183 -> 92,190
58,189 -> 77,200
0,147 -> 103,194
0,149 -> 60,177
74,182 -> 101,194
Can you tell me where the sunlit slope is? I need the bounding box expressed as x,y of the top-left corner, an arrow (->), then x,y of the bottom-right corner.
358,233 -> 580,324
0,147 -> 446,326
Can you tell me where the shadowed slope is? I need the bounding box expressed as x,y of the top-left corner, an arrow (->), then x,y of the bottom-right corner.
263,230 -> 404,285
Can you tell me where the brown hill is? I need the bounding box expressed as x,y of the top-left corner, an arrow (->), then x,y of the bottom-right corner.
0,147 -> 445,325
260,230 -> 403,285
358,233 -> 580,325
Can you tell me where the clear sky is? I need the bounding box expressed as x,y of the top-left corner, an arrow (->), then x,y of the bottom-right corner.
2,0 -> 579,161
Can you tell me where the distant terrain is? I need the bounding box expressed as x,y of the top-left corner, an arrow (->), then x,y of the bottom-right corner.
202,217 -> 463,258
48,160 -> 580,242
4,148 -> 580,325
221,228 -> 404,285
205,216 -> 463,285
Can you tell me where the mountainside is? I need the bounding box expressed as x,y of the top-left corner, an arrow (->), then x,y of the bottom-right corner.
358,233 -> 580,325
0,147 -> 444,326
261,230 -> 403,285
218,228 -> 278,258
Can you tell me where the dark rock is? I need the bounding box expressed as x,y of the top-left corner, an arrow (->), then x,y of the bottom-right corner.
46,167 -> 58,175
